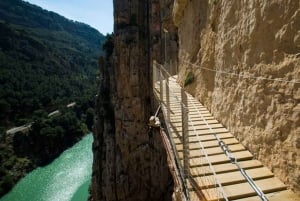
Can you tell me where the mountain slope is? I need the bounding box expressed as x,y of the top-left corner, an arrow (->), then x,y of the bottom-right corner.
0,0 -> 105,128
0,0 -> 106,196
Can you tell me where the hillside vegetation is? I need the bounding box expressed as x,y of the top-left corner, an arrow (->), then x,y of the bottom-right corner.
0,0 -> 106,196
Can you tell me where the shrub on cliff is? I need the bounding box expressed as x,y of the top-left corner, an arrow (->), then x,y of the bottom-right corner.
184,71 -> 195,86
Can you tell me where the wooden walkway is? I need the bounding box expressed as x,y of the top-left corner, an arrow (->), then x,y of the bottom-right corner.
154,74 -> 300,201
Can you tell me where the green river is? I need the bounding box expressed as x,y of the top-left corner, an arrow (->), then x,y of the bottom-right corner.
0,134 -> 93,201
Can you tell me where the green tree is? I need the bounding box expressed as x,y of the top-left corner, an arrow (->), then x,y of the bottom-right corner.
85,107 -> 94,130
102,34 -> 114,57
0,99 -> 10,116
40,126 -> 55,137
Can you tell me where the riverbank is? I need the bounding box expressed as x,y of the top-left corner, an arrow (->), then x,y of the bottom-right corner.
0,108 -> 93,197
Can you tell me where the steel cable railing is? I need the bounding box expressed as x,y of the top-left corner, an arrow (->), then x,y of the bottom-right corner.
153,61 -> 229,201
153,61 -> 190,201
187,111 -> 228,201
155,60 -> 271,201
183,60 -> 300,84
188,93 -> 268,201
181,88 -> 227,201
182,59 -> 274,201
182,59 -> 271,201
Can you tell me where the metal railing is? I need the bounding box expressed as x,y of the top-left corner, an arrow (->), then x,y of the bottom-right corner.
153,61 -> 228,201
188,98 -> 268,201
153,61 -> 190,200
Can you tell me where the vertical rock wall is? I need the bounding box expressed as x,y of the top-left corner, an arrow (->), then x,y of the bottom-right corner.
174,0 -> 300,195
151,0 -> 178,74
92,1 -> 174,201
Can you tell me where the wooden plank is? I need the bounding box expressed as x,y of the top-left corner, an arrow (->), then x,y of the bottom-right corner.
166,106 -> 209,113
169,122 -> 223,130
173,133 -> 234,143
171,113 -> 214,118
188,167 -> 274,189
170,128 -> 229,138
170,119 -> 220,127
190,160 -> 263,177
189,113 -> 213,118
196,177 -> 286,201
188,102 -> 203,106
192,133 -> 233,141
168,105 -> 207,110
169,109 -> 210,114
178,144 -> 246,158
170,116 -> 215,123
156,76 -> 298,201
231,196 -> 265,201
170,127 -> 229,136
176,138 -> 239,151
189,119 -> 220,125
182,150 -> 253,167
170,123 -> 225,132
188,115 -> 216,121
196,127 -> 229,135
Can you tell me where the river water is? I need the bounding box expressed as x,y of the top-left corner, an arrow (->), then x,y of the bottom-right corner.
0,134 -> 93,201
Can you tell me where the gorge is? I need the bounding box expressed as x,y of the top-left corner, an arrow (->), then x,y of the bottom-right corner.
92,0 -> 299,201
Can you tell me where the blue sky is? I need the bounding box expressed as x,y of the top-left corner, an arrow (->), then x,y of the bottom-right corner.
25,0 -> 113,34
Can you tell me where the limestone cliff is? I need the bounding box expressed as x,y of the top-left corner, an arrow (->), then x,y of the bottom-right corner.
91,1 -> 174,200
174,0 -> 300,196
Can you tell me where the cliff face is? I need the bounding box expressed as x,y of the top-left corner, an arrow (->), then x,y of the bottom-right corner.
174,0 -> 300,195
151,0 -> 178,74
91,1 -> 174,200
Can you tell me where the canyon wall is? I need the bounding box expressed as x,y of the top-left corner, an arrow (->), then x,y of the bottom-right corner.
91,1 -> 175,200
174,0 -> 300,195
152,0 -> 178,74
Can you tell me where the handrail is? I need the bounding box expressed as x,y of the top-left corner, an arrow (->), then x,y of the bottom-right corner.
155,60 -> 271,201
188,92 -> 269,201
154,60 -> 173,78
187,111 -> 229,200
162,104 -> 191,201
153,61 -> 229,201
153,62 -> 190,200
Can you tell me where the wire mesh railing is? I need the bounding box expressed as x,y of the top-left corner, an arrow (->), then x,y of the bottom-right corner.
153,61 -> 229,201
